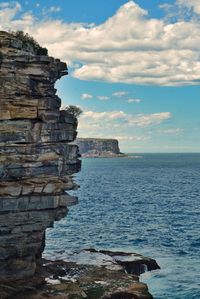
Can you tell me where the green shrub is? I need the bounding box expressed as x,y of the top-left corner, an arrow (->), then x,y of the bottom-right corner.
63,105 -> 83,118
13,31 -> 48,55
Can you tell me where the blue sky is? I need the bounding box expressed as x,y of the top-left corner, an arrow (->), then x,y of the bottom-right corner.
1,0 -> 200,152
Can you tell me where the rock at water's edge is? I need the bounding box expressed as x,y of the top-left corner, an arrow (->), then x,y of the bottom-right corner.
0,249 -> 159,299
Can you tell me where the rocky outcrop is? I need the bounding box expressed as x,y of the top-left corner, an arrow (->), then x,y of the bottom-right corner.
0,249 -> 159,299
0,31 -> 81,282
75,138 -> 126,157
83,249 -> 160,275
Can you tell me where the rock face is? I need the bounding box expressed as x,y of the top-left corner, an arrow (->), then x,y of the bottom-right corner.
0,31 -> 81,281
75,138 -> 125,158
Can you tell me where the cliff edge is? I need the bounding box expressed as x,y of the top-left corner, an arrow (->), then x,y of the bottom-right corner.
0,31 -> 81,282
75,138 -> 126,157
0,31 -> 157,299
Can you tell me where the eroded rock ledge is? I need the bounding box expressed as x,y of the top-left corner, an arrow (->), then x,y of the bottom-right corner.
0,31 -> 81,282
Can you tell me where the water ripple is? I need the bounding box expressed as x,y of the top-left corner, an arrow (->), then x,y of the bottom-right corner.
44,153 -> 200,299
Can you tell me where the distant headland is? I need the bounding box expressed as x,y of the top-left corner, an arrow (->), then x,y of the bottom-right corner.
74,138 -> 126,158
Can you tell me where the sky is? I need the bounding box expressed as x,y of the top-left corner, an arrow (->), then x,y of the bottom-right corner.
0,0 -> 200,152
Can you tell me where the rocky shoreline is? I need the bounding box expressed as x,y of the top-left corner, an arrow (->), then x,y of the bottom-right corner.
0,249 -> 160,299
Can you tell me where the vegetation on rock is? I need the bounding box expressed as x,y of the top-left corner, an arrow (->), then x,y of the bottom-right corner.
13,30 -> 48,55
62,105 -> 83,118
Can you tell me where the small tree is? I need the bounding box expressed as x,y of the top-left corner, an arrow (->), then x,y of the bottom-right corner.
13,30 -> 48,55
15,31 -> 40,47
63,105 -> 83,118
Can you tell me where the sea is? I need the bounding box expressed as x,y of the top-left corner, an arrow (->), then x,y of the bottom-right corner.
44,153 -> 200,299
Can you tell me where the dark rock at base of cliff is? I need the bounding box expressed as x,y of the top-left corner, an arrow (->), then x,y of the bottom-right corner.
0,248 -> 159,298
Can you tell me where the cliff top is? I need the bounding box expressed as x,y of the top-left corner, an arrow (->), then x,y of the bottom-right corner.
0,30 -> 48,56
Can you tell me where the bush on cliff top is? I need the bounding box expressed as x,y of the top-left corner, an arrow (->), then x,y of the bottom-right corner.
13,31 -> 48,55
62,105 -> 83,118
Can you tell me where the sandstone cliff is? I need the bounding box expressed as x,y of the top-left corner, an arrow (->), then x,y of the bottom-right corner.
0,31 -> 158,299
75,138 -> 125,157
0,31 -> 81,281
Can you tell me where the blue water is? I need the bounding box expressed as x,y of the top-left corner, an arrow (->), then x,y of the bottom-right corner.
44,154 -> 200,299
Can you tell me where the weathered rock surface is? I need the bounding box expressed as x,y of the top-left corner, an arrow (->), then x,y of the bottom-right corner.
81,249 -> 160,275
0,249 -> 159,299
0,31 -> 81,282
75,138 -> 126,158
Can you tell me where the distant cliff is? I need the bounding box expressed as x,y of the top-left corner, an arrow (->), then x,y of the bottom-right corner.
75,138 -> 126,157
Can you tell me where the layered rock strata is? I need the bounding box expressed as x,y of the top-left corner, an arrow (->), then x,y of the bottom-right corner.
75,138 -> 126,157
0,31 -> 81,281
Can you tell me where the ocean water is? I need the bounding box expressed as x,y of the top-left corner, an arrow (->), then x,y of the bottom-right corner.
44,154 -> 200,299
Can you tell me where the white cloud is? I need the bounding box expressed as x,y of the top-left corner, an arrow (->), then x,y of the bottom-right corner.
112,91 -> 128,97
0,2 -> 11,8
157,128 -> 184,135
0,2 -> 21,23
177,0 -> 200,14
48,6 -> 61,13
97,96 -> 109,101
78,109 -> 171,139
1,1 -> 200,86
127,98 -> 141,103
42,6 -> 61,16
81,93 -> 93,100
81,110 -> 127,121
79,109 -> 171,127
127,112 -> 171,127
115,135 -> 150,142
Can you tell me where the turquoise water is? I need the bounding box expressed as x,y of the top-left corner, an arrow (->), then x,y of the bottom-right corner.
45,154 -> 200,299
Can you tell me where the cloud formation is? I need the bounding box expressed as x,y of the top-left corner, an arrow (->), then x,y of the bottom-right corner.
42,6 -> 61,16
115,135 -> 150,142
112,91 -> 128,97
127,98 -> 141,103
77,109 -> 171,142
97,96 -> 109,101
79,109 -> 171,129
81,93 -> 93,100
157,128 -> 184,135
1,1 -> 200,86
177,0 -> 200,14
